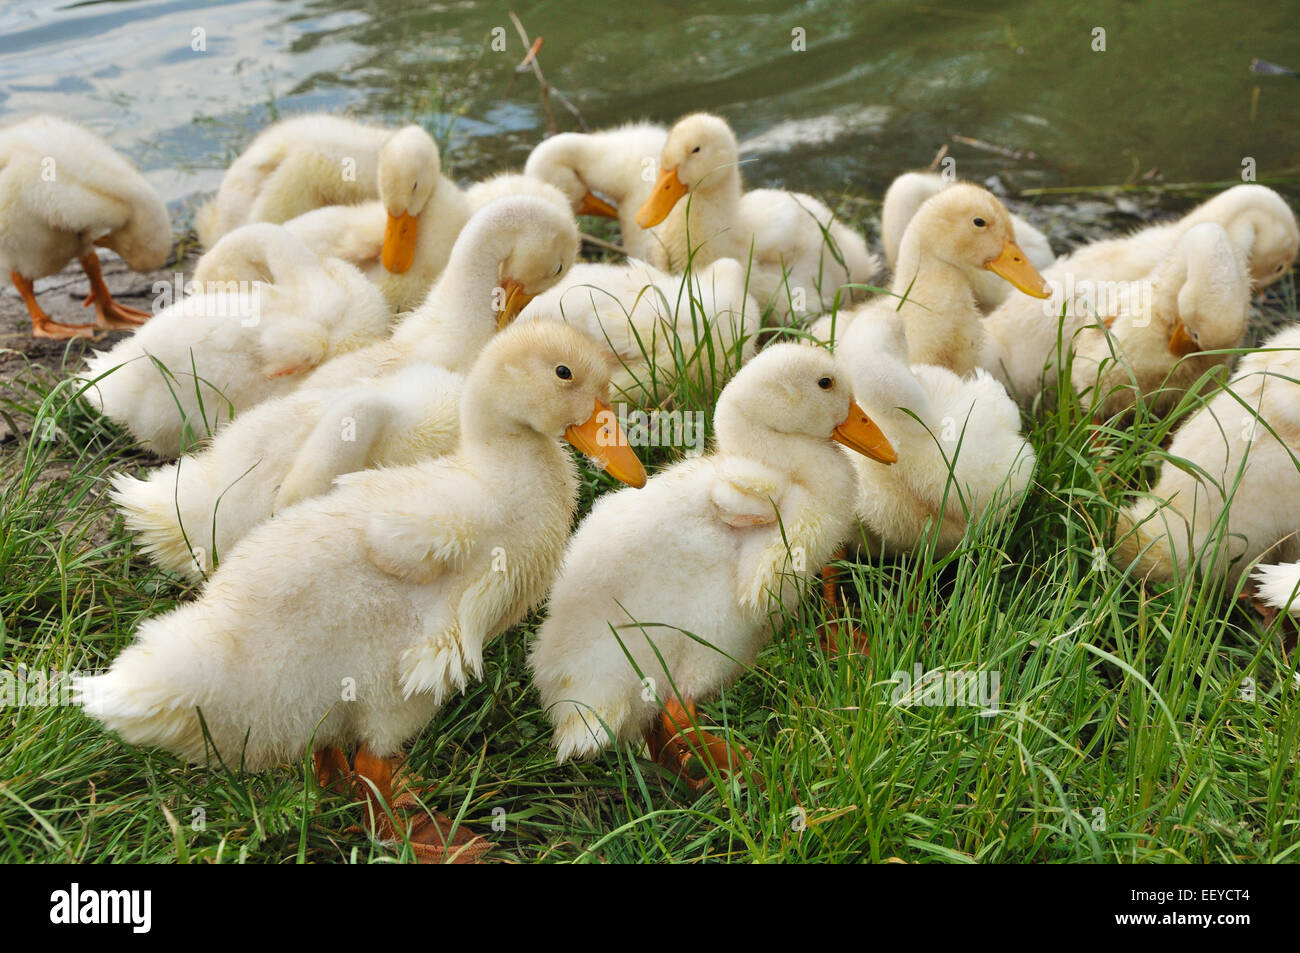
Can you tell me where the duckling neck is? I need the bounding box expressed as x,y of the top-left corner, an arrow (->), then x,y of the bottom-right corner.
894,242 -> 984,374
390,226 -> 511,373
658,172 -> 743,271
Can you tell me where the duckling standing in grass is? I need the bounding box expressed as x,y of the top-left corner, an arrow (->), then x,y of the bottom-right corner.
880,171 -> 1055,311
530,343 -> 896,781
111,197 -> 579,575
80,321 -> 647,862
1114,325 -> 1300,585
283,126 -> 471,312
983,184 -> 1299,402
635,113 -> 880,322
82,224 -> 389,458
195,114 -> 402,248
524,122 -> 668,260
518,256 -> 758,404
1072,223 -> 1251,420
836,311 -> 1035,556
0,115 -> 170,339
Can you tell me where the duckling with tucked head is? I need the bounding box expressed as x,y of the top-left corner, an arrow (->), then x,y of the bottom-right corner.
81,320 -> 646,860
530,343 -> 895,782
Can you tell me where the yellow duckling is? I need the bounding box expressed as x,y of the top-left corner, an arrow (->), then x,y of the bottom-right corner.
984,185 -> 1299,402
1072,223 -> 1251,420
0,115 -> 170,339
635,113 -> 881,322
80,321 -> 646,859
1114,325 -> 1300,584
530,343 -> 895,776
524,122 -> 668,260
196,114 -> 400,247
283,126 -> 471,312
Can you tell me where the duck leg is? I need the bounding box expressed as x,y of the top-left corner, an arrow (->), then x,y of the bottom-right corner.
313,745 -> 352,792
816,547 -> 870,656
11,271 -> 95,339
645,697 -> 755,791
79,253 -> 152,329
352,745 -> 491,864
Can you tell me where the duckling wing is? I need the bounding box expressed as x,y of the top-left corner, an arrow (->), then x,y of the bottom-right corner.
710,456 -> 787,527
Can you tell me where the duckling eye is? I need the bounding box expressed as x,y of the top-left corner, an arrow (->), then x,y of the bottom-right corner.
555,263 -> 564,276
691,146 -> 701,154
817,376 -> 834,390
972,217 -> 986,228
555,365 -> 572,380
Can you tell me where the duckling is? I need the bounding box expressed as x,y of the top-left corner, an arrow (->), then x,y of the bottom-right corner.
1072,223 -> 1250,420
880,171 -> 1055,311
812,183 -> 1050,376
1253,562 -> 1300,618
1114,325 -> 1300,585
524,122 -> 668,260
518,256 -> 757,404
284,126 -> 471,312
111,198 -> 579,572
80,321 -> 647,860
300,196 -> 580,390
530,343 -> 896,775
635,113 -> 880,322
464,173 -> 572,215
983,185 -> 1299,402
195,114 -> 398,248
82,224 -> 389,458
836,311 -> 1034,555
0,115 -> 170,339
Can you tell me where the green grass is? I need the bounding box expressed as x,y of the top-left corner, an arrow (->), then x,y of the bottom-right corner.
2,237 -> 1299,864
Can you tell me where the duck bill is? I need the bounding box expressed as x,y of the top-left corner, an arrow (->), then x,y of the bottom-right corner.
1168,320 -> 1200,357
577,191 -> 619,218
636,166 -> 688,229
565,399 -> 647,488
985,239 -> 1050,299
381,211 -> 419,274
498,278 -> 535,329
833,401 -> 898,464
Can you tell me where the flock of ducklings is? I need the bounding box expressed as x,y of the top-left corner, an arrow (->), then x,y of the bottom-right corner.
3,110 -> 1300,860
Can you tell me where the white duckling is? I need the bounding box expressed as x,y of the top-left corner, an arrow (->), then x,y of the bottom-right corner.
1072,223 -> 1250,420
524,122 -> 668,260
111,198 -> 579,573
880,171 -> 1055,311
195,114 -> 397,248
1252,562 -> 1300,619
983,185 -> 1299,402
82,224 -> 389,458
635,113 -> 881,321
80,321 -> 647,856
836,311 -> 1034,555
1114,325 -> 1300,585
811,183 -> 1050,376
530,343 -> 896,775
284,126 -> 471,312
518,256 -> 757,404
300,196 -> 580,390
0,115 -> 170,339
464,172 -> 577,216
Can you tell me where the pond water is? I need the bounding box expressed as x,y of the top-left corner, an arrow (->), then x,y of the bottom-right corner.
1,0 -> 1297,221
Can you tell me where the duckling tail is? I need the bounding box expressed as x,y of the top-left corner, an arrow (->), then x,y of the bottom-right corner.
110,470 -> 207,579
1252,561 -> 1300,615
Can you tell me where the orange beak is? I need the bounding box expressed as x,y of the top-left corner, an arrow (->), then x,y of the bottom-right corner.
985,239 -> 1050,299
577,191 -> 619,218
1168,320 -> 1200,357
565,399 -> 647,488
832,400 -> 897,464
381,211 -> 419,274
636,166 -> 689,229
497,278 -> 535,329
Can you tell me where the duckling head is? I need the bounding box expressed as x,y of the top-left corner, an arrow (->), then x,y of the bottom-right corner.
98,185 -> 171,273
379,125 -> 442,274
1166,223 -> 1251,358
714,343 -> 897,467
902,183 -> 1050,299
463,321 -> 647,487
476,196 -> 580,326
637,113 -> 738,228
1199,185 -> 1300,288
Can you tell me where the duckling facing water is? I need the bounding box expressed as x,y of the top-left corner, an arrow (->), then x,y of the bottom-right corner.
80,321 -> 647,861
